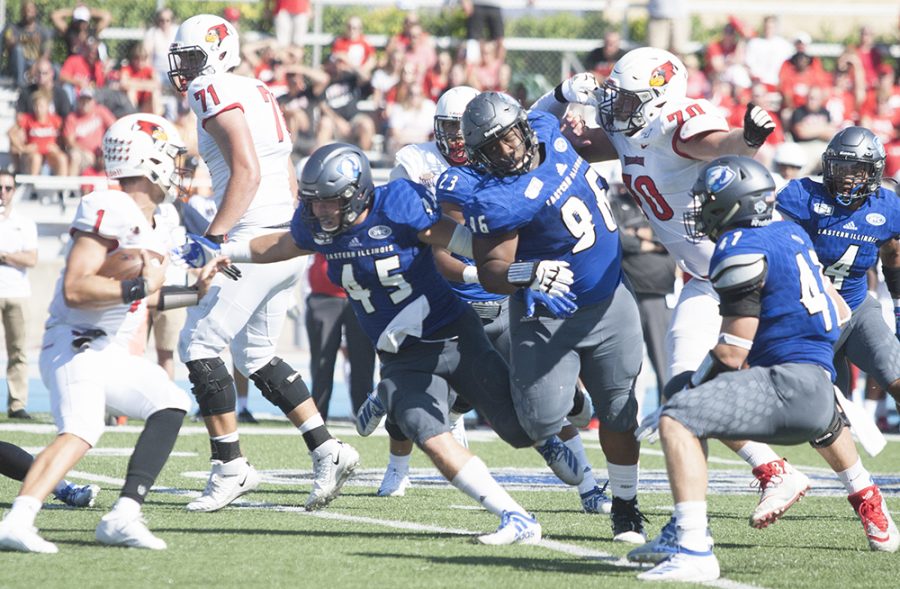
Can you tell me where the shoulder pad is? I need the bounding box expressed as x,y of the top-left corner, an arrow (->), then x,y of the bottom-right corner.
710,253 -> 767,294
678,103 -> 729,141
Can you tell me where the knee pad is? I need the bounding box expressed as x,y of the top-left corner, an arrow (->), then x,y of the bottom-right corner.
186,358 -> 235,417
809,406 -> 850,449
250,357 -> 311,415
385,419 -> 409,442
597,389 -> 639,433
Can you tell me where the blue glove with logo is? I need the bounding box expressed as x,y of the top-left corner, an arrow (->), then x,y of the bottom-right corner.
523,289 -> 578,319
175,233 -> 241,280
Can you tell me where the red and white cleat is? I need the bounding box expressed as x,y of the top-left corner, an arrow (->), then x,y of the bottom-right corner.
849,485 -> 899,552
749,459 -> 810,529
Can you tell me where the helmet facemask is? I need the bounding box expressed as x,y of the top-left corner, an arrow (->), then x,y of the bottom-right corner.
468,121 -> 538,177
300,176 -> 372,242
823,156 -> 879,207
167,46 -> 208,92
435,118 -> 467,166
597,81 -> 654,134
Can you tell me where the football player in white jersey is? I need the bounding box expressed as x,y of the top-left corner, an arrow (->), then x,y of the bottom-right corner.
168,14 -> 359,513
554,48 -> 819,532
0,114 -> 221,553
377,85 -> 610,514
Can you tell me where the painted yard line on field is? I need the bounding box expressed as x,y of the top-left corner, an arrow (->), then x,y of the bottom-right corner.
21,447 -> 196,458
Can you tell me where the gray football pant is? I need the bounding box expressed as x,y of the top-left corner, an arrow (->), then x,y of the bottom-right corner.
834,295 -> 900,395
507,280 -> 643,441
662,363 -> 836,444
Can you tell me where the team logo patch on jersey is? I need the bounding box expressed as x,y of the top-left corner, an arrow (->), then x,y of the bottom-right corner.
866,212 -> 886,226
368,225 -> 392,240
812,201 -> 833,216
754,200 -> 768,214
705,165 -> 736,193
553,138 -> 568,153
524,177 -> 544,199
204,24 -> 230,47
555,163 -> 567,176
649,61 -> 677,88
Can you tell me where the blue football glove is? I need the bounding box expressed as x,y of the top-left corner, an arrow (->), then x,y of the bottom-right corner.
523,289 -> 578,319
176,233 -> 241,280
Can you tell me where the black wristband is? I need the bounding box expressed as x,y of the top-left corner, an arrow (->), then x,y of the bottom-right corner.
205,234 -> 225,244
121,277 -> 148,304
158,285 -> 200,311
506,261 -> 538,287
553,83 -> 567,104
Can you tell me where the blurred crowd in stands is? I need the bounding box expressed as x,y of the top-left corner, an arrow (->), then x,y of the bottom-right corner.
3,3 -> 900,181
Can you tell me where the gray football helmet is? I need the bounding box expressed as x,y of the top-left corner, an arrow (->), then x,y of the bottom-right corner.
299,143 -> 374,241
822,126 -> 885,207
685,156 -> 776,243
461,92 -> 538,177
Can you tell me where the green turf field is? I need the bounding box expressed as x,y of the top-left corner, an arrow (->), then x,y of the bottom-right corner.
1,415 -> 897,589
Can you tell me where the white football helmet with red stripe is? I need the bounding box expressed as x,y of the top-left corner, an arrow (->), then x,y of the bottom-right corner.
168,14 -> 241,92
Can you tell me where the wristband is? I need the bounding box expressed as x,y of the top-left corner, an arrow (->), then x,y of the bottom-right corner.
553,82 -> 567,104
158,285 -> 200,310
121,277 -> 148,304
462,265 -> 479,284
506,261 -> 537,287
220,240 -> 253,263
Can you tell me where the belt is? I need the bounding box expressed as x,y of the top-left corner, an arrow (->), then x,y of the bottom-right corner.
469,300 -> 504,320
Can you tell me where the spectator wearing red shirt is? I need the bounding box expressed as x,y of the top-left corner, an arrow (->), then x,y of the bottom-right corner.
119,43 -> 160,114
465,39 -> 509,92
855,25 -> 883,90
826,68 -> 862,128
59,37 -> 105,97
423,51 -> 454,103
269,0 -> 310,48
778,33 -> 832,111
331,16 -> 376,80
63,89 -> 115,174
705,22 -> 744,79
860,64 -> 900,123
883,119 -> 900,179
304,253 -> 375,420
8,92 -> 68,176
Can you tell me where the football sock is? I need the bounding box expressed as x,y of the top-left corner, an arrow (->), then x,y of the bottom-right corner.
451,456 -> 523,517
607,462 -> 638,500
5,495 -> 42,528
736,441 -> 781,468
838,458 -> 874,495
122,408 -> 185,504
674,501 -> 710,552
387,452 -> 411,474
210,431 -> 242,463
563,435 -> 599,494
237,395 -> 249,413
298,414 -> 332,451
0,440 -> 34,481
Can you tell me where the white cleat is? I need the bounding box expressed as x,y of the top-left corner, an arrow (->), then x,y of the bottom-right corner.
186,458 -> 261,512
377,466 -> 411,497
305,440 -> 360,510
476,511 -> 542,546
536,435 -> 583,486
356,391 -> 386,437
449,411 -> 468,449
637,548 -> 720,583
54,482 -> 101,508
0,521 -> 58,554
849,485 -> 900,553
96,512 -> 166,550
580,484 -> 612,514
749,459 -> 810,528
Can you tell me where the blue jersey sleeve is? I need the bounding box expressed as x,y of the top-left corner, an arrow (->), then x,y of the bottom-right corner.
383,178 -> 442,233
289,206 -> 317,251
775,179 -> 811,223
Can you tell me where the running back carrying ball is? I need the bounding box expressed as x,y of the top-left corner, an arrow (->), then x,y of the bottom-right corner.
98,249 -> 165,281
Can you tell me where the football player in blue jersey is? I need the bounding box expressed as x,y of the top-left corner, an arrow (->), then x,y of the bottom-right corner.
637,156 -> 852,582
443,91 -> 648,543
367,85 -> 605,511
773,126 -> 900,552
192,142 -> 587,544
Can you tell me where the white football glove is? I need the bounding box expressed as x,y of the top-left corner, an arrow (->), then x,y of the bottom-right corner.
560,73 -> 599,106
532,260 -> 575,297
634,406 -> 663,444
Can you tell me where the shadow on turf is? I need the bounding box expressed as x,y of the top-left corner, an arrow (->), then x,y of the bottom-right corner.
351,551 -> 634,575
